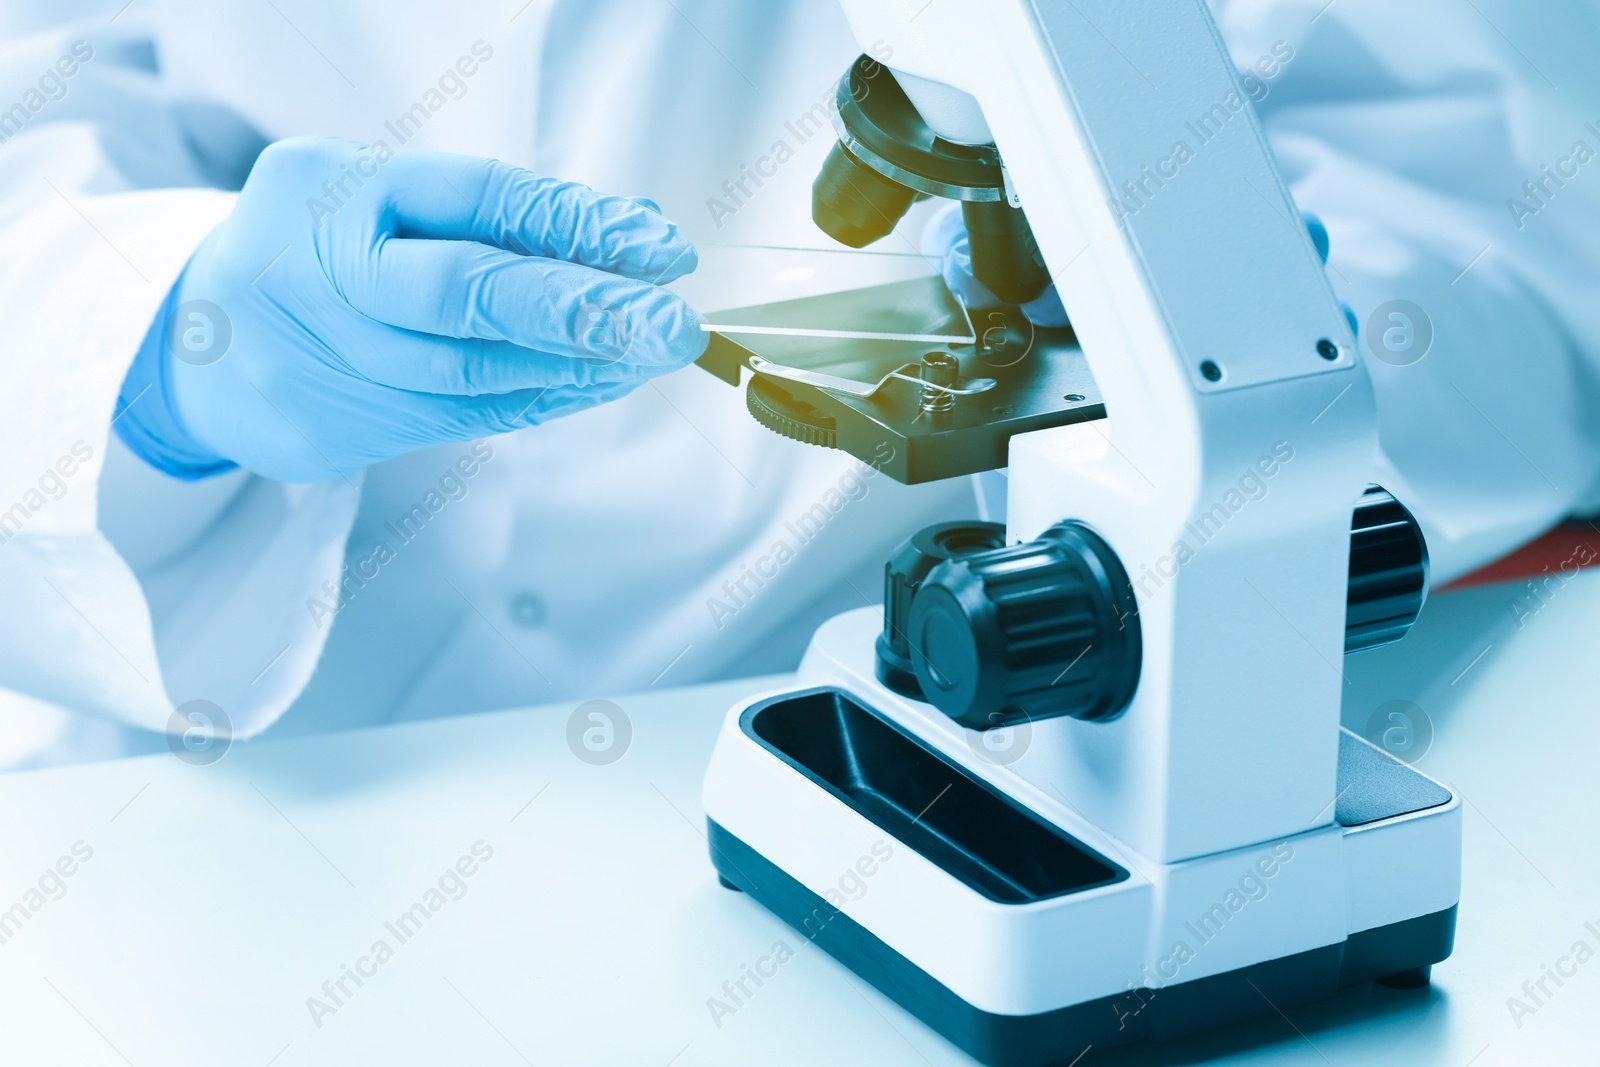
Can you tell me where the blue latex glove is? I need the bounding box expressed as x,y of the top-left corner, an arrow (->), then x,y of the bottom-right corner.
116,137 -> 707,483
923,203 -> 1356,336
920,203 -> 1071,328
1297,211 -> 1361,336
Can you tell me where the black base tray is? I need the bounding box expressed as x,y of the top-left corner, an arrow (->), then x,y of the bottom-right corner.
709,820 -> 1454,1067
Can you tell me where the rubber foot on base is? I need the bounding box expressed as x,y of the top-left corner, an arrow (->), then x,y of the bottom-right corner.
1376,965 -> 1431,990
717,875 -> 743,892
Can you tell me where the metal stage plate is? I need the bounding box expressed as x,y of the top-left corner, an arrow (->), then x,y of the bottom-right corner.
694,276 -> 1104,484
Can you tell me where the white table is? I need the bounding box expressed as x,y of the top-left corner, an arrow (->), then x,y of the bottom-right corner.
0,569 -> 1596,1066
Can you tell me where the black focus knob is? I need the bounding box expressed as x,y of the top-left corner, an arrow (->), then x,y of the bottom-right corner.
907,522 -> 1141,730
1346,485 -> 1429,652
876,521 -> 1009,697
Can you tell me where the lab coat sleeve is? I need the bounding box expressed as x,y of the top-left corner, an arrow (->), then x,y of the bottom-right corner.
0,23 -> 360,738
1215,0 -> 1600,583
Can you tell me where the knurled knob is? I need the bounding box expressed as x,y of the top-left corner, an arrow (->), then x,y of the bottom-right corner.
876,521 -> 1009,697
1346,485 -> 1429,652
907,521 -> 1141,729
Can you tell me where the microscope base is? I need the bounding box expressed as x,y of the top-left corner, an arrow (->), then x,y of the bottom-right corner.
700,611 -> 1461,1066
710,817 -> 1454,1064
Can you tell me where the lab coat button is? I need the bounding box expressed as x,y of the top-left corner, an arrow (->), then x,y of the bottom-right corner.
509,592 -> 547,628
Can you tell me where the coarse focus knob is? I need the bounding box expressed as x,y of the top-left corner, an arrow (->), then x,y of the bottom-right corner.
1346,485 -> 1429,652
908,522 -> 1141,730
876,521 -> 1009,698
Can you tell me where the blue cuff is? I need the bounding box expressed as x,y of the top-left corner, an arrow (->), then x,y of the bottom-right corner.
113,286 -> 238,481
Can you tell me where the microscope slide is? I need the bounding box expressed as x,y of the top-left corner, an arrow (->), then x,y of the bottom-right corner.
698,322 -> 977,345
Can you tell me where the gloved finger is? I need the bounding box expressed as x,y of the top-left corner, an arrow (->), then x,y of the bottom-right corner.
297,380 -> 645,474
937,232 -> 1003,310
924,200 -> 1067,324
339,238 -> 708,391
423,380 -> 645,440
919,201 -> 966,263
380,151 -> 698,284
1301,210 -> 1330,264
337,323 -> 659,395
483,380 -> 643,433
1021,285 -> 1071,328
1297,210 -> 1355,331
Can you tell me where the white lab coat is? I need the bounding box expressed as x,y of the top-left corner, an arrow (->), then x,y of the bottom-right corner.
0,0 -> 1596,768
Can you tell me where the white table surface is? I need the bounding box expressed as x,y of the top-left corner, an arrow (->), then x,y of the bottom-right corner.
1,568 -> 1597,1067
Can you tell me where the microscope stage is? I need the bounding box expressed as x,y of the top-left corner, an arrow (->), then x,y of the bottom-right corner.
695,277 -> 1103,483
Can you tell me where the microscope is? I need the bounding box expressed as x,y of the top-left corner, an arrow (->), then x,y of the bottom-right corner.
698,2 -> 1460,1062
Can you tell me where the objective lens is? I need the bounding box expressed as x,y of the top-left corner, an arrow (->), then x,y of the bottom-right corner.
812,142 -> 919,248
962,200 -> 1051,305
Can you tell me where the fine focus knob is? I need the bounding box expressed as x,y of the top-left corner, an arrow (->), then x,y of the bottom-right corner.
907,522 -> 1141,730
876,521 -> 1009,697
1346,485 -> 1429,652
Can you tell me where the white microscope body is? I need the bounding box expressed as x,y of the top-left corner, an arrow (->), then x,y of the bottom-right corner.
702,2 -> 1460,1062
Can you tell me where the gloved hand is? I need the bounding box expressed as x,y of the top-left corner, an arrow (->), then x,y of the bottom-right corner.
923,202 -> 1356,336
920,203 -> 1071,327
115,137 -> 708,483
1298,211 -> 1360,337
